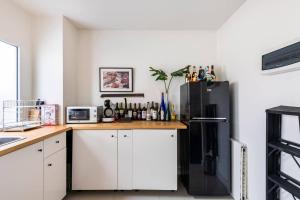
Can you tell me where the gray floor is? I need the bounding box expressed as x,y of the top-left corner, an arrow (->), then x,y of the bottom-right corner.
66,186 -> 233,200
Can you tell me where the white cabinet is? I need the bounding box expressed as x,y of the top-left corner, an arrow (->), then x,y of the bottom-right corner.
118,130 -> 133,189
0,142 -> 44,200
72,129 -> 177,191
44,148 -> 66,200
132,129 -> 177,190
44,132 -> 67,200
72,130 -> 118,190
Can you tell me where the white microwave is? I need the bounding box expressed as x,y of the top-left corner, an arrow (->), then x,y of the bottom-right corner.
66,106 -> 102,124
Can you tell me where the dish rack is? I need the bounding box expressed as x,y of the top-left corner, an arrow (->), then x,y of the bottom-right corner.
2,100 -> 43,132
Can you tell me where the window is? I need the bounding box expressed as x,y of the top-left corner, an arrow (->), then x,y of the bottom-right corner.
0,40 -> 18,125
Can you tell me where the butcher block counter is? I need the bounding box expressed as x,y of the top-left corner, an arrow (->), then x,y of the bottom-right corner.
0,126 -> 71,157
0,121 -> 186,157
68,121 -> 187,130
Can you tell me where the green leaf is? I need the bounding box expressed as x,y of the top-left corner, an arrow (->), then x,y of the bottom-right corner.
170,65 -> 190,77
149,67 -> 168,81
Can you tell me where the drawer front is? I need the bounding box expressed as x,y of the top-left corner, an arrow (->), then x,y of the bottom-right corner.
44,133 -> 66,158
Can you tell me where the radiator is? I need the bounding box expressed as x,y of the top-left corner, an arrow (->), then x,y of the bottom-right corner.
231,139 -> 248,200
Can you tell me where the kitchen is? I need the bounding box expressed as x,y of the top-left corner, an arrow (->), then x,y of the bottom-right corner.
1,0 -> 300,200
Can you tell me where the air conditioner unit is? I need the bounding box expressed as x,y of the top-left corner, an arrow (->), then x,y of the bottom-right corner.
262,41 -> 300,74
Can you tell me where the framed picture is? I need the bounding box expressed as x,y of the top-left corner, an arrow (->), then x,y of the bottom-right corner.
99,67 -> 133,92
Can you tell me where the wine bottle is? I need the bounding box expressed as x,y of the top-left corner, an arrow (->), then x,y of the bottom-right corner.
211,65 -> 216,80
114,102 -> 120,120
146,102 -> 151,121
185,66 -> 191,83
150,101 -> 154,119
137,103 -> 142,120
119,102 -> 124,118
128,103 -> 133,119
191,66 -> 198,82
198,66 -> 205,81
160,93 -> 166,121
152,103 -> 158,121
132,103 -> 137,120
142,103 -> 147,120
165,102 -> 171,121
171,104 -> 176,121
124,98 -> 128,118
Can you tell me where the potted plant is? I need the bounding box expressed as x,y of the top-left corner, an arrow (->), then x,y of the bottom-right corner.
149,66 -> 189,120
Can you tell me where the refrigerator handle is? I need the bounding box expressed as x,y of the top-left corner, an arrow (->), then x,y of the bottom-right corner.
201,123 -> 205,166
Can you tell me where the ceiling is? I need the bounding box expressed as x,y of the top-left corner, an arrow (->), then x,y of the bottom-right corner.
12,0 -> 246,30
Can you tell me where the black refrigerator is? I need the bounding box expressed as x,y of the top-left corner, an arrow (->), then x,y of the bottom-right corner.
179,81 -> 231,196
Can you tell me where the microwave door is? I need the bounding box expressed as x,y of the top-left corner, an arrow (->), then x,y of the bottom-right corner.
69,109 -> 90,121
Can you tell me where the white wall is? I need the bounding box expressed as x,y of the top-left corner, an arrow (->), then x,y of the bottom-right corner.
217,0 -> 300,199
63,17 -> 79,107
77,30 -> 217,110
0,0 -> 32,100
32,16 -> 64,123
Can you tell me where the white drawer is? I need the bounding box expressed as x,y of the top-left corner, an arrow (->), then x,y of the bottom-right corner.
44,133 -> 66,158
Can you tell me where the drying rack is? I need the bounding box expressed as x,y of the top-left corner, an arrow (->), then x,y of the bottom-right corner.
266,106 -> 300,200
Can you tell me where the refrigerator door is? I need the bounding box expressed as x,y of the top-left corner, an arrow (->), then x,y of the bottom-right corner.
187,120 -> 231,196
201,81 -> 230,120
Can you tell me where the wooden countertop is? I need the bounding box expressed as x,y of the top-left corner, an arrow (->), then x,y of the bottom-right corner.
0,126 -> 71,157
0,121 -> 186,157
68,121 -> 187,130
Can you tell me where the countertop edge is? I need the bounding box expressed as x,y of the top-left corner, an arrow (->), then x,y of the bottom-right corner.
0,121 -> 186,157
0,127 -> 72,157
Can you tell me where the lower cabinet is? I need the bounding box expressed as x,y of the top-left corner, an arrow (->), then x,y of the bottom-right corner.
132,129 -> 177,190
72,129 -> 177,191
0,142 -> 44,200
118,130 -> 133,189
72,130 -> 118,190
0,132 -> 67,200
44,148 -> 66,200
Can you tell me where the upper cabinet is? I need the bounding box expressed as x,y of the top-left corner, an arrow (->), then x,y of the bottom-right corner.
0,142 -> 44,200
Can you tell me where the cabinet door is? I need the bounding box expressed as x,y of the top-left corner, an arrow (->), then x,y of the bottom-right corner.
72,130 -> 118,190
0,142 -> 44,200
118,130 -> 133,190
44,148 -> 66,200
133,129 -> 177,190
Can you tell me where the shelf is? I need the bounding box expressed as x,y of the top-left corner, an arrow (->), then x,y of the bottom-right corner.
100,93 -> 144,98
268,175 -> 300,199
266,106 -> 300,116
268,141 -> 300,158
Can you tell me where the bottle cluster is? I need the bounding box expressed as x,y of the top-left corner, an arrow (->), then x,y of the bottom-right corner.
113,93 -> 176,121
185,65 -> 216,83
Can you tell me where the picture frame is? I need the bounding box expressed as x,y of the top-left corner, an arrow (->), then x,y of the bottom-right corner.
99,67 -> 133,92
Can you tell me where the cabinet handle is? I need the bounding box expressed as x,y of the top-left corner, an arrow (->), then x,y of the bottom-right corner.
55,140 -> 60,144
171,134 -> 174,138
38,149 -> 43,152
124,135 -> 127,138
48,163 -> 52,167
111,135 -> 115,138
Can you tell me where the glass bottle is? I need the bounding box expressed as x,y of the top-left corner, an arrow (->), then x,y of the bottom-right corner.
128,103 -> 133,119
152,103 -> 158,121
191,66 -> 198,82
119,102 -> 124,118
142,103 -> 147,120
146,102 -> 151,121
171,104 -> 176,121
114,102 -> 120,120
137,103 -> 142,120
160,93 -> 166,121
132,103 -> 137,120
